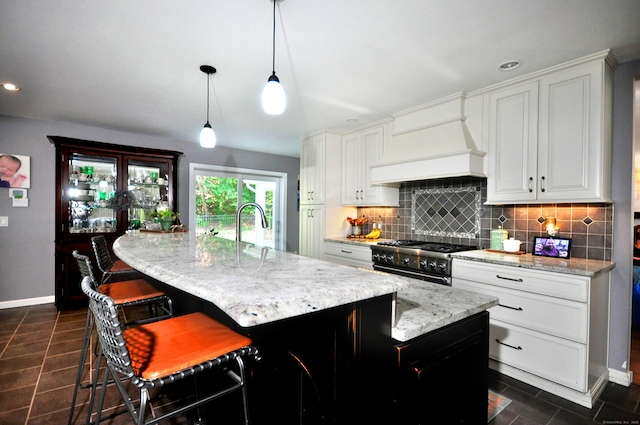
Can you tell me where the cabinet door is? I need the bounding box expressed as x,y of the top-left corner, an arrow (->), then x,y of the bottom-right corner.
66,152 -> 120,234
538,62 -> 607,201
487,82 -> 539,203
299,206 -> 324,258
125,156 -> 174,229
341,134 -> 360,204
300,135 -> 325,205
360,127 -> 384,204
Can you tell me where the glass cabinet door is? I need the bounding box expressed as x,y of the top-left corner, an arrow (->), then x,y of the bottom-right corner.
126,158 -> 171,230
68,153 -> 118,234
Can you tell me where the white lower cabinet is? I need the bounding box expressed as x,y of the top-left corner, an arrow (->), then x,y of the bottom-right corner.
324,241 -> 372,269
452,259 -> 610,408
299,206 -> 324,259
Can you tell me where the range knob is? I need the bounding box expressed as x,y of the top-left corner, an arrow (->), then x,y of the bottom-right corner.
428,260 -> 437,270
372,253 -> 381,261
419,260 -> 428,269
385,254 -> 395,263
438,262 -> 447,272
401,257 -> 410,266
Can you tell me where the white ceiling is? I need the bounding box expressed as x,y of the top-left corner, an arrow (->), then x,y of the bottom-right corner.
1,1 -> 640,158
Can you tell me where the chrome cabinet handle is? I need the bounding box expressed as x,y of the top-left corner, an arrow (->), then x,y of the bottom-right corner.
341,249 -> 353,254
498,303 -> 523,311
496,339 -> 522,350
540,176 -> 546,192
528,177 -> 533,193
496,274 -> 523,282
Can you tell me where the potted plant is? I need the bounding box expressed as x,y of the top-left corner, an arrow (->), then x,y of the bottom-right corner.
156,209 -> 179,231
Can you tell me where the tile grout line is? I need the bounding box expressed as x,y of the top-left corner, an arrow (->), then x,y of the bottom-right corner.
0,308 -> 27,359
24,307 -> 61,424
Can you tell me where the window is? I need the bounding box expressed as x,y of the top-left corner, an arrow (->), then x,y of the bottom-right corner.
189,164 -> 286,250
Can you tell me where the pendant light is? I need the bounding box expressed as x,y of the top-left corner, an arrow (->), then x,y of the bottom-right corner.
199,65 -> 217,148
261,0 -> 286,115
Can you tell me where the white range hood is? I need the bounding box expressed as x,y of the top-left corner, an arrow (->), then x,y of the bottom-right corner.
371,94 -> 486,184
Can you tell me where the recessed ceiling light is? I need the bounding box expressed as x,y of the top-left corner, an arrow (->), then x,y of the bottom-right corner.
498,60 -> 520,71
1,83 -> 20,91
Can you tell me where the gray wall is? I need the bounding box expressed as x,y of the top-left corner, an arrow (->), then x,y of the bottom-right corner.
0,114 -> 300,304
610,59 -> 640,373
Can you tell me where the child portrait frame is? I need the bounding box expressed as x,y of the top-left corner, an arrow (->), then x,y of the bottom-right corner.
0,153 -> 31,188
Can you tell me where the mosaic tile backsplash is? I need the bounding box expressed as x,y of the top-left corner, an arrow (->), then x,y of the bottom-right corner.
358,177 -> 612,261
411,186 -> 481,238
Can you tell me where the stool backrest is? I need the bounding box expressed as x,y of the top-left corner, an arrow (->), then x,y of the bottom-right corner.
72,250 -> 99,290
91,235 -> 115,274
80,276 -> 136,379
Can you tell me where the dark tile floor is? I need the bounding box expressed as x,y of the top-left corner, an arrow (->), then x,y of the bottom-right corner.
2,302 -> 640,425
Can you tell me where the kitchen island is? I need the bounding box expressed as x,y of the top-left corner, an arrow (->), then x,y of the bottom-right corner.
114,232 -> 498,423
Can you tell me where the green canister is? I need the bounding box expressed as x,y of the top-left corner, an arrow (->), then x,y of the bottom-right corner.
491,226 -> 508,250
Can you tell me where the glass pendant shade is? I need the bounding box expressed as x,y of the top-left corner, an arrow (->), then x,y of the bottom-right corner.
262,73 -> 286,115
200,122 -> 216,148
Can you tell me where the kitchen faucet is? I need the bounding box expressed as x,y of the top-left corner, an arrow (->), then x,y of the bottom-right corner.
236,202 -> 268,242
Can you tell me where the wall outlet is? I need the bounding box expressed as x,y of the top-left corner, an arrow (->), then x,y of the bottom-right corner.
0,216 -> 8,226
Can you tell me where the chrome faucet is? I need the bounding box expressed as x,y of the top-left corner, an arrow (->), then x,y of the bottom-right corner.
236,202 -> 268,242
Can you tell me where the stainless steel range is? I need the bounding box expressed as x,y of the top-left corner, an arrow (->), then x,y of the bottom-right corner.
371,240 -> 477,286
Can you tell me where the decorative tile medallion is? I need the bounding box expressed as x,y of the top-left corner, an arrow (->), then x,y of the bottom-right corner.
411,186 -> 481,238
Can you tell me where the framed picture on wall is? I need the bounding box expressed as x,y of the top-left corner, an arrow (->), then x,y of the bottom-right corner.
0,153 -> 30,188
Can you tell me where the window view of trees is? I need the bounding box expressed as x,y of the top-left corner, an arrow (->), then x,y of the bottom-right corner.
195,175 -> 274,245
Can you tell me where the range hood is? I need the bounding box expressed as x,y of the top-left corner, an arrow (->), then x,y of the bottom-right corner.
371,94 -> 486,184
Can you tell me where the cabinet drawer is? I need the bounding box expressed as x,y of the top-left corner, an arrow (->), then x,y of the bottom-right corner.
489,320 -> 587,392
324,242 -> 372,269
454,279 -> 588,343
452,259 -> 588,302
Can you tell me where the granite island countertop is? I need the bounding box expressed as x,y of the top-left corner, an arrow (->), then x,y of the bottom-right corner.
113,232 -> 409,328
393,280 -> 498,342
451,250 -> 615,277
114,232 -> 499,342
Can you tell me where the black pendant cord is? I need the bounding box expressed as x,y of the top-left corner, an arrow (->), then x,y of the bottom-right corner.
271,0 -> 276,75
206,73 -> 210,124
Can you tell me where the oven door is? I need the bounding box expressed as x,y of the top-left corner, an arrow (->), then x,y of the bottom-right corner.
373,264 -> 452,286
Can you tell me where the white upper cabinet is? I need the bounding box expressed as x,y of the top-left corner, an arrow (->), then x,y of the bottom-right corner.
487,82 -> 539,203
300,133 -> 326,205
341,126 -> 399,206
486,54 -> 613,204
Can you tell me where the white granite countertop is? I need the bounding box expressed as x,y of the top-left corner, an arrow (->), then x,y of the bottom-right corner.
324,237 -> 390,247
113,232 -> 409,327
451,250 -> 615,277
393,280 -> 499,342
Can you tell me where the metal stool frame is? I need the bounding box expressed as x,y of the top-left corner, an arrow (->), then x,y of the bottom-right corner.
68,251 -> 173,425
81,276 -> 259,425
91,235 -> 137,284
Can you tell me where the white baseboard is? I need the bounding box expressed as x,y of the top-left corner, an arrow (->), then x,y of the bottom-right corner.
608,368 -> 633,387
0,296 -> 55,310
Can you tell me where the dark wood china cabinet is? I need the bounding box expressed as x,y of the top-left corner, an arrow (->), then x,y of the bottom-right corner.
49,136 -> 182,310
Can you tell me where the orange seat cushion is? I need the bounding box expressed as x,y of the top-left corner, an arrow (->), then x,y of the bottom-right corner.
111,259 -> 134,272
123,312 -> 252,380
99,279 -> 166,304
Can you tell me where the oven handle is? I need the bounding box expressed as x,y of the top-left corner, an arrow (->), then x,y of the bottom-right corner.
373,264 -> 450,285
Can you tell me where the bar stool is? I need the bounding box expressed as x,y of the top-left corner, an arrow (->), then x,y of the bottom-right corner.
68,250 -> 174,425
91,235 -> 138,284
81,276 -> 259,425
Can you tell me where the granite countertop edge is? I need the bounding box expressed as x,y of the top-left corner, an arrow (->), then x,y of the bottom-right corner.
392,279 -> 499,342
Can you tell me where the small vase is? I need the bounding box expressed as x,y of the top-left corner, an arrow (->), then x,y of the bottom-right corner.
160,218 -> 174,231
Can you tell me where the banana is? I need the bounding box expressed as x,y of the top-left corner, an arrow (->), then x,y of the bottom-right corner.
365,228 -> 381,239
